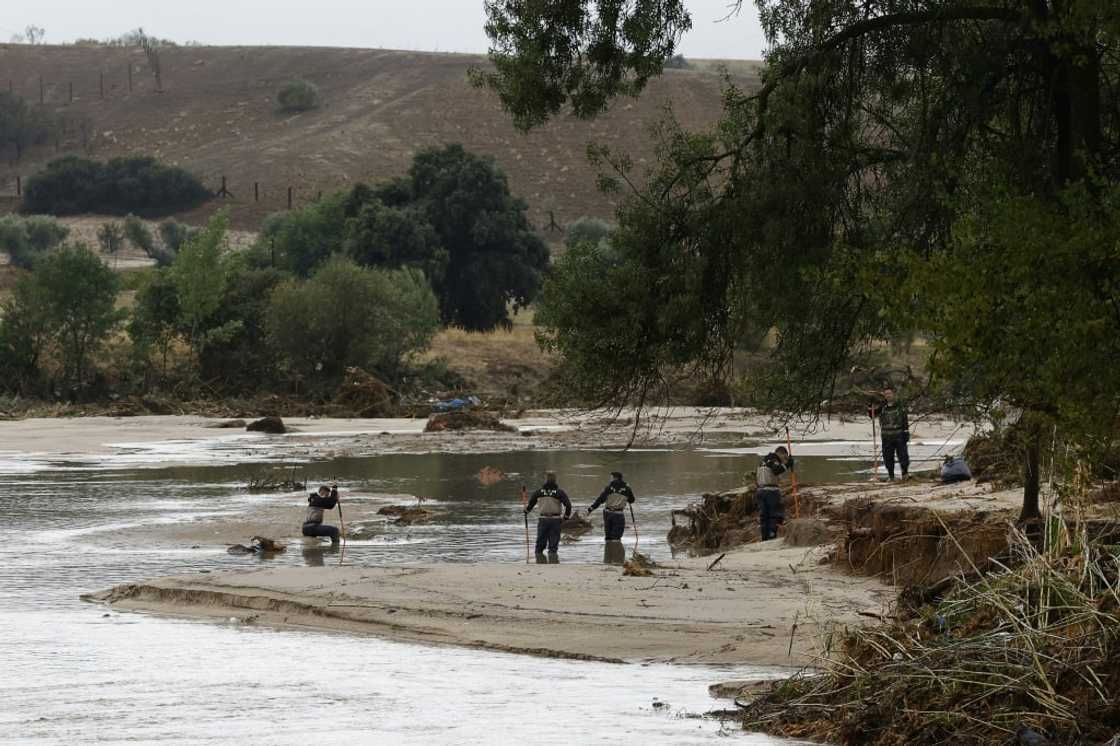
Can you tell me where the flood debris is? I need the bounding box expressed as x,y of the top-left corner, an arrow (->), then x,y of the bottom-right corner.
424,410 -> 514,433
378,505 -> 435,525
622,551 -> 658,577
240,465 -> 305,492
207,419 -> 247,429
227,536 -> 286,555
246,416 -> 286,434
477,466 -> 507,486
738,529 -> 1120,745
333,367 -> 396,417
667,489 -> 762,555
561,511 -> 592,537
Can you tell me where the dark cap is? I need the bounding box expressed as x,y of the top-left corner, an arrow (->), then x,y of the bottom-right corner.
610,471 -> 623,480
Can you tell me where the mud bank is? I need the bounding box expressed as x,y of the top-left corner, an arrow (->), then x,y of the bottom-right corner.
86,541 -> 891,667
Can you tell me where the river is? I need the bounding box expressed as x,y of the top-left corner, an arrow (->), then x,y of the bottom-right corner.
0,429 -> 958,744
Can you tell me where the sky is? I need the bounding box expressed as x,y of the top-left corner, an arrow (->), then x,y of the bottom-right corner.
1,0 -> 767,59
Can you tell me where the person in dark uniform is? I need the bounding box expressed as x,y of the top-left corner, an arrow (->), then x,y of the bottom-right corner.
524,471 -> 572,563
869,388 -> 911,480
302,484 -> 340,543
587,471 -> 635,543
756,447 -> 794,541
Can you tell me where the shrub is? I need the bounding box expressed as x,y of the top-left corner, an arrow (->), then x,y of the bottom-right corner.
0,215 -> 69,269
276,80 -> 320,113
158,220 -> 197,253
96,221 -> 125,256
267,256 -> 440,382
22,155 -> 211,216
256,194 -> 347,276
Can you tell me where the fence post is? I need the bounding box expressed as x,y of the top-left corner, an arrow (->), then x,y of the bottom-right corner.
16,176 -> 21,197
287,186 -> 293,209
254,182 -> 259,202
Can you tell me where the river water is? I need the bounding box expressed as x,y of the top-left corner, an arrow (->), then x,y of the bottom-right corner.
0,432 -> 959,744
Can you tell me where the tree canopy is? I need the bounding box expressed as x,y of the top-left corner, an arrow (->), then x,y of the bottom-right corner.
481,0 -> 1120,518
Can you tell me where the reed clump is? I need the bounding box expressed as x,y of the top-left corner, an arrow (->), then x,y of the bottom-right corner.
741,524 -> 1120,745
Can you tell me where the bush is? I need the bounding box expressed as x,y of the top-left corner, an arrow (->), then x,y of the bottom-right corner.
96,221 -> 125,256
276,80 -> 320,113
22,155 -> 211,216
0,215 -> 69,269
0,91 -> 58,160
256,194 -> 347,276
267,256 -> 440,383
158,220 -> 197,253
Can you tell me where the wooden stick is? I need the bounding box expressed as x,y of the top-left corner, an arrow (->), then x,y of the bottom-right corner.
786,426 -> 800,518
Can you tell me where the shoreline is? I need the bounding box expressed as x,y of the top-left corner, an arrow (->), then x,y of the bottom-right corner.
84,541 -> 892,668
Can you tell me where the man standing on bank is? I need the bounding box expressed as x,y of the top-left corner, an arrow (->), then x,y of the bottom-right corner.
587,471 -> 635,543
869,387 -> 911,480
756,447 -> 794,541
524,471 -> 572,563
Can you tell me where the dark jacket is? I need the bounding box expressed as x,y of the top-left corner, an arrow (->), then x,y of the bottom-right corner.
526,481 -> 572,518
304,487 -> 338,525
757,452 -> 794,489
589,478 -> 635,512
871,401 -> 909,439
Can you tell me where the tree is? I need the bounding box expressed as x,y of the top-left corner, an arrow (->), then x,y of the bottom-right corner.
24,25 -> 45,45
0,215 -> 69,269
267,256 -> 440,383
343,200 -> 447,287
479,1 -> 1120,520
276,80 -> 320,112
257,193 -> 347,276
158,220 -> 197,253
170,212 -> 236,371
128,270 -> 181,385
27,244 -> 123,389
97,221 -> 126,263
395,144 -> 549,330
22,155 -> 210,216
0,92 -> 56,160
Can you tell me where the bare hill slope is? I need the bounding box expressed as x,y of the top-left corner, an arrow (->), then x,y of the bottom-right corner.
0,44 -> 756,229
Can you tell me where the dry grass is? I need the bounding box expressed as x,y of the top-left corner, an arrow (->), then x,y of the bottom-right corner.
741,520 -> 1120,745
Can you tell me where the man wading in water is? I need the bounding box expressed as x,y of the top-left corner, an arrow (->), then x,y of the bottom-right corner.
302,484 -> 341,544
756,447 -> 795,541
587,471 -> 635,565
524,471 -> 572,563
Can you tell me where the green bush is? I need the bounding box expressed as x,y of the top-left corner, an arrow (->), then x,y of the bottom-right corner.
22,156 -> 211,216
97,221 -> 125,256
0,215 -> 69,269
276,80 -> 320,113
267,256 -> 440,382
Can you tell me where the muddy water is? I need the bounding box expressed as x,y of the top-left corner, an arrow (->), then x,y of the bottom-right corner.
0,438 -> 955,744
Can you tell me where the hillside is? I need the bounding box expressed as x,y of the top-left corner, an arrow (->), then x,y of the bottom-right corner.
0,44 -> 757,230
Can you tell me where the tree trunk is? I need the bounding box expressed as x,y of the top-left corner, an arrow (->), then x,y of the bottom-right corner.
1019,427 -> 1042,523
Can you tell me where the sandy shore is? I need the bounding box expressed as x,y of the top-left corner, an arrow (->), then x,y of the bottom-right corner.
86,539 -> 891,667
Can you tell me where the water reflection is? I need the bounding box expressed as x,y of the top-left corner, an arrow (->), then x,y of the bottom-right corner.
300,541 -> 339,567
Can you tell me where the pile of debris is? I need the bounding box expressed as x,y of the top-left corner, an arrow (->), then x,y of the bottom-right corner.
424,410 -> 514,433
477,466 -> 507,486
740,529 -> 1120,745
227,536 -> 286,555
561,511 -> 593,538
667,489 -> 762,555
334,367 -> 396,418
378,505 -> 435,526
622,551 -> 658,577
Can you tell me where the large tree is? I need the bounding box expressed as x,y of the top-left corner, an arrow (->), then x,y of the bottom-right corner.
479,0 -> 1120,520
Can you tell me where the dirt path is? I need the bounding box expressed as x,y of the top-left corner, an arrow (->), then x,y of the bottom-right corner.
86,540 -> 891,667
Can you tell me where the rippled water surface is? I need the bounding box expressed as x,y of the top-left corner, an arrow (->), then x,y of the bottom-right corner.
0,434 -> 958,744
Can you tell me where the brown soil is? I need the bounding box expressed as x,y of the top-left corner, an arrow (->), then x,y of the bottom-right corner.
0,44 -> 750,231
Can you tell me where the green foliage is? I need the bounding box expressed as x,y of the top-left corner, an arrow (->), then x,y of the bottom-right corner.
97,221 -> 125,256
258,194 -> 347,276
18,244 -> 122,388
343,200 -> 447,286
0,215 -> 69,269
22,155 -> 211,216
277,80 -> 321,113
400,144 -> 549,330
564,216 -> 614,250
255,145 -> 548,331
128,270 -> 181,383
158,220 -> 198,253
170,212 -> 236,366
0,91 -> 57,159
0,278 -> 52,393
267,256 -> 440,382
196,263 -> 287,385
473,0 -> 691,129
123,214 -> 175,267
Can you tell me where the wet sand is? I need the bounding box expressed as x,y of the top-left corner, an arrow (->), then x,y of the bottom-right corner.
88,539 -> 891,667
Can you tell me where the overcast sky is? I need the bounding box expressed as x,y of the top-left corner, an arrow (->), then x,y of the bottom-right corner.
1,1 -> 767,59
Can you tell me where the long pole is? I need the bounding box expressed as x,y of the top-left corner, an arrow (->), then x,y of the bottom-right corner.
786,426 -> 800,518
336,482 -> 346,566
520,484 -> 530,564
629,504 -> 639,551
871,414 -> 880,482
